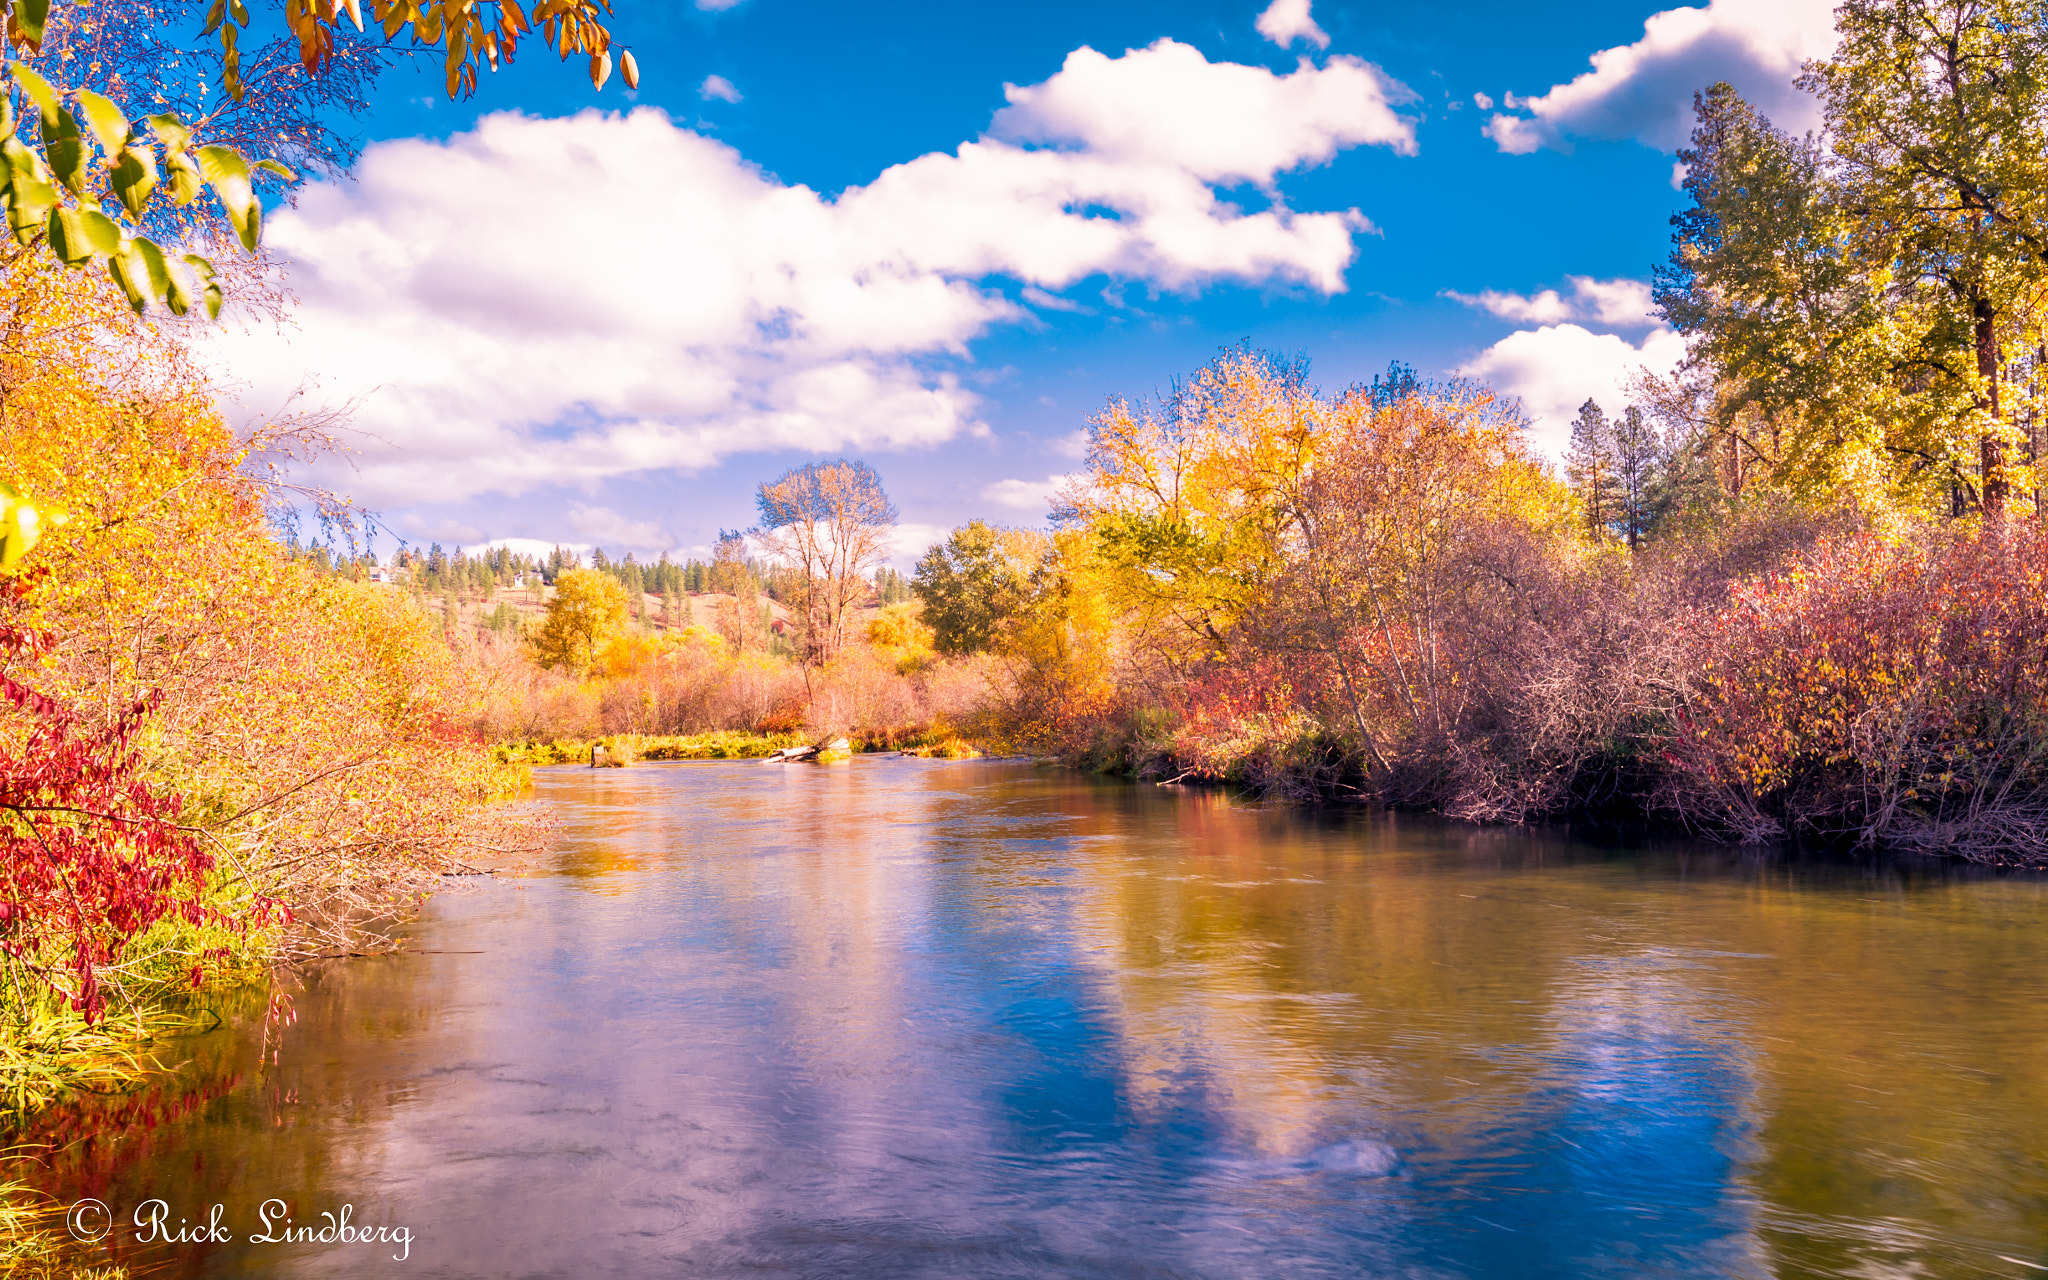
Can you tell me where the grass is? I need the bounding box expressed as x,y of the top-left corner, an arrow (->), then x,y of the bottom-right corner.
0,1177 -> 127,1278
493,727 -> 985,766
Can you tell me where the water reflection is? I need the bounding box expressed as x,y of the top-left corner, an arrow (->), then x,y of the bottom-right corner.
14,759 -> 2048,1278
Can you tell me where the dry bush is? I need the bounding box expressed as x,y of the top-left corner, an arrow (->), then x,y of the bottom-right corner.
1660,522 -> 2048,856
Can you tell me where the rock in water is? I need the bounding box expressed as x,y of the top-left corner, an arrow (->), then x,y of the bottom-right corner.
1304,1140 -> 1399,1176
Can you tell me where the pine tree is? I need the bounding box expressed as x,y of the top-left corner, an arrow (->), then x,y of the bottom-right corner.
1611,406 -> 1664,550
1565,399 -> 1623,539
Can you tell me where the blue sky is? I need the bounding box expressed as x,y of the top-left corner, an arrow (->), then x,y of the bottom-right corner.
220,0 -> 1837,563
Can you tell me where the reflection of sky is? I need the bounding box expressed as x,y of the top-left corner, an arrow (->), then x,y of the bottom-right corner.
33,761 -> 2048,1279
1399,947 -> 1768,1279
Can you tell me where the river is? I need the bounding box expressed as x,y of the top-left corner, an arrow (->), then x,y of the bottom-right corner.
19,758 -> 2048,1277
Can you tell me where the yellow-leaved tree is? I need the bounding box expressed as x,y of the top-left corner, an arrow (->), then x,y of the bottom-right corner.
531,567 -> 628,673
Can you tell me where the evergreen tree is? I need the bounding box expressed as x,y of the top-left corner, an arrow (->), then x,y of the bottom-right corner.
1611,405 -> 1665,550
1565,399 -> 1623,539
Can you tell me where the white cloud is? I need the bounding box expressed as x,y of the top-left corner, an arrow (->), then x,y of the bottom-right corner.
1472,91 -> 1494,110
694,0 -> 745,10
394,513 -> 483,544
1482,0 -> 1836,154
885,522 -> 952,569
981,473 -> 1082,512
699,74 -> 742,103
215,41 -> 1417,508
1021,285 -> 1090,313
992,39 -> 1416,181
1255,0 -> 1330,50
568,503 -> 674,552
463,536 -> 591,559
1445,275 -> 1658,328
1457,324 -> 1687,457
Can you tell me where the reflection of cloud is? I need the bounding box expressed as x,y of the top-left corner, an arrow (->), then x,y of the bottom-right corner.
215,41 -> 1418,510
1458,323 -> 1686,457
1482,0 -> 1836,153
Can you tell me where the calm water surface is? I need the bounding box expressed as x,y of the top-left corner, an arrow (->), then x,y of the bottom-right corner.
20,758 -> 2048,1278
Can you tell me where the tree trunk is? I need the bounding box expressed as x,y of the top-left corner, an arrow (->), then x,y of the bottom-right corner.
1978,299 -> 2007,516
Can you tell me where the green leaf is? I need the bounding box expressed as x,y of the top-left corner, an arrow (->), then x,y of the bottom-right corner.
0,135 -> 45,182
110,146 -> 157,218
8,66 -> 58,123
228,0 -> 249,25
7,174 -> 56,242
13,0 -> 49,45
74,90 -> 128,154
78,209 -> 121,257
254,158 -> 296,182
131,236 -> 171,300
147,113 -> 193,154
162,150 -> 204,206
196,145 -> 258,251
164,260 -> 194,317
201,0 -> 225,37
184,252 -> 223,320
221,25 -> 244,102
44,108 -> 84,194
107,243 -> 149,313
46,206 -> 90,264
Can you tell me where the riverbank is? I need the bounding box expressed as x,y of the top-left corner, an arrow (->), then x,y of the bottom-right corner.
491,728 -> 983,767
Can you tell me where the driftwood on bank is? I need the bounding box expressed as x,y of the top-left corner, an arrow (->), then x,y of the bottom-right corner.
764,738 -> 851,763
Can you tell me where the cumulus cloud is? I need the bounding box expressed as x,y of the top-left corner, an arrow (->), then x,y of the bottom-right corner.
981,473 -> 1082,512
1444,276 -> 1658,328
1255,0 -> 1330,50
699,74 -> 742,103
885,522 -> 952,569
568,504 -> 674,552
464,536 -> 591,559
214,40 -> 1416,508
1482,0 -> 1836,154
1458,324 -> 1687,457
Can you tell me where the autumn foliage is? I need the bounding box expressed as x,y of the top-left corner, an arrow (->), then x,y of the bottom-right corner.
0,253 -> 515,1030
1667,526 -> 2048,856
949,346 -> 2048,859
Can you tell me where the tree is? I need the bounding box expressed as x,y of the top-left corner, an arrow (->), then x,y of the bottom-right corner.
707,529 -> 758,655
1565,399 -> 1622,538
1803,3 -> 2048,514
1069,347 -> 1323,666
912,521 -> 1048,655
1611,406 -> 1664,550
1655,83 -> 1895,504
530,567 -> 625,673
0,0 -> 637,315
755,460 -> 897,667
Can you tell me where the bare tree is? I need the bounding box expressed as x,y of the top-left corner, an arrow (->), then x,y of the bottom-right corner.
755,460 -> 898,667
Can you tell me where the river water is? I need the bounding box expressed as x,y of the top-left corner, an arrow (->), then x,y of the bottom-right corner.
19,758 -> 2048,1278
